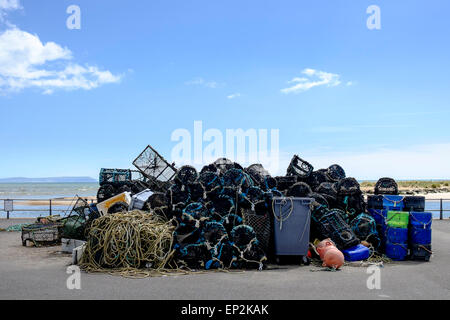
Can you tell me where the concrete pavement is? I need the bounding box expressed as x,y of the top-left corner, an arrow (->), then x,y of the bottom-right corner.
1,219 -> 449,300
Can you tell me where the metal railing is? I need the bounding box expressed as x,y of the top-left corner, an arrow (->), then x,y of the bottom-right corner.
0,197 -> 449,219
0,198 -> 94,219
424,198 -> 450,220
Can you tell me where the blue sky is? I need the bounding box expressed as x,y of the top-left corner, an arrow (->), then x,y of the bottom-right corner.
0,0 -> 449,180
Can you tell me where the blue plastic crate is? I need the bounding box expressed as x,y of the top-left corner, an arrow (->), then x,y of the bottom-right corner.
385,242 -> 408,261
386,227 -> 408,244
368,208 -> 387,226
409,227 -> 432,245
381,195 -> 405,211
409,212 -> 432,229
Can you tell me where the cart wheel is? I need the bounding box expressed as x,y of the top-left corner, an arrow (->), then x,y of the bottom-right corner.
424,255 -> 430,262
275,256 -> 281,265
301,255 -> 311,266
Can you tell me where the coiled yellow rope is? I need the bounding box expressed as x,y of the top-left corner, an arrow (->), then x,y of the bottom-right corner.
79,210 -> 179,278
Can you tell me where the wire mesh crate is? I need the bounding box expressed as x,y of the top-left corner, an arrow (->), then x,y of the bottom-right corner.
99,168 -> 132,186
132,145 -> 177,191
21,223 -> 62,246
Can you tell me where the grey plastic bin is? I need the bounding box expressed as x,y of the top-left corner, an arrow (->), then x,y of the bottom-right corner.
273,197 -> 312,256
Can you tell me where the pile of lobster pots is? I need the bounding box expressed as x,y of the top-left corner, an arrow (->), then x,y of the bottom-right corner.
92,146 -> 432,270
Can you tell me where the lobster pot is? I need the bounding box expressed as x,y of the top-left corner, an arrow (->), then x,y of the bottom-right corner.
386,227 -> 408,244
403,196 -> 425,212
387,211 -> 409,229
314,210 -> 360,250
272,197 -> 312,256
242,211 -> 272,253
385,242 -> 408,261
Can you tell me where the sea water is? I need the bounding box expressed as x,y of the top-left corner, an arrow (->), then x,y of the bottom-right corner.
0,183 -> 98,218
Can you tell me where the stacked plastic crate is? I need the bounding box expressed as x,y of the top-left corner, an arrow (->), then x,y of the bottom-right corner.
368,194 -> 409,260
404,197 -> 432,261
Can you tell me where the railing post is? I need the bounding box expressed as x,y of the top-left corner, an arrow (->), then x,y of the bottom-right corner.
440,199 -> 443,220
49,199 -> 52,216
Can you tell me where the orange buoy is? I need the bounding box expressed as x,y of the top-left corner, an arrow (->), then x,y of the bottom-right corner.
316,238 -> 344,269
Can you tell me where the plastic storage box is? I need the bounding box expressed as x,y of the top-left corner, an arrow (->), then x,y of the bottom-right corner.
386,227 -> 408,244
385,242 -> 408,261
403,196 -> 425,212
129,189 -> 153,210
387,211 -> 409,228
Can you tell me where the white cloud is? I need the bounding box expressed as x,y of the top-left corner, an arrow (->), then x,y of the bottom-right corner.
227,93 -> 241,99
281,68 -> 341,94
0,1 -> 121,94
0,0 -> 21,22
0,28 -> 121,94
185,77 -> 220,89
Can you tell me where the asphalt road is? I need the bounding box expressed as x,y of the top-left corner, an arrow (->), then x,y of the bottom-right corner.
1,219 -> 449,300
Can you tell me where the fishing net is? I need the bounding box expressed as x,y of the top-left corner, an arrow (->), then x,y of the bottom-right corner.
287,182 -> 312,197
80,211 -> 175,270
306,171 -> 329,191
374,177 -> 399,195
231,225 -> 257,249
198,171 -> 222,192
274,176 -> 297,192
326,164 -> 346,182
221,214 -> 243,235
96,184 -> 116,203
350,213 -> 380,249
286,155 -> 314,179
175,165 -> 199,185
242,210 -> 271,253
336,177 -> 361,196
